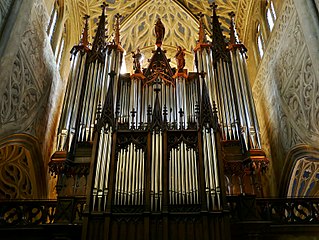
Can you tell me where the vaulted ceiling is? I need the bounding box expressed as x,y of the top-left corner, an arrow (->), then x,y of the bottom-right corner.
62,0 -> 250,70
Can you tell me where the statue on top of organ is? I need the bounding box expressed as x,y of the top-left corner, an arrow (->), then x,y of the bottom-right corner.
49,4 -> 269,239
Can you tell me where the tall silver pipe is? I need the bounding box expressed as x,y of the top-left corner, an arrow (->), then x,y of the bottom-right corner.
116,149 -> 123,205
137,148 -> 141,205
128,144 -> 133,204
115,148 -> 121,205
231,51 -> 248,147
155,133 -> 159,211
211,128 -> 221,209
188,148 -> 193,204
206,130 -> 216,209
181,143 -> 185,203
215,62 -> 227,139
221,61 -> 235,139
159,132 -> 162,210
178,144 -> 182,204
185,145 -> 189,204
169,151 -> 172,204
151,134 -> 155,210
225,61 -> 239,140
120,149 -> 126,205
204,130 -> 211,209
141,150 -> 144,204
92,130 -> 104,209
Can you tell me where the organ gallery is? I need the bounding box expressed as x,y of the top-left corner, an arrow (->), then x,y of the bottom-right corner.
49,3 -> 268,239
1,0 -> 319,239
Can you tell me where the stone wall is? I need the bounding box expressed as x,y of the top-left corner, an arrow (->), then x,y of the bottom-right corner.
0,0 -> 14,35
0,0 -> 64,198
252,0 -> 319,195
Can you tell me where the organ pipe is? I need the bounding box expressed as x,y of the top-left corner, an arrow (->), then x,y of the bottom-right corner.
53,7 -> 267,222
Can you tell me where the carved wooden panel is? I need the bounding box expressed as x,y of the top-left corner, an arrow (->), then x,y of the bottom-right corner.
0,145 -> 36,199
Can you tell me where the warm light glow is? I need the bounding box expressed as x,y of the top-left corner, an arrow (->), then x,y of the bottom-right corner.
120,51 -> 127,74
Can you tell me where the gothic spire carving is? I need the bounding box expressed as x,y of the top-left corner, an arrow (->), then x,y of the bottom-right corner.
199,73 -> 216,129
151,84 -> 163,132
194,12 -> 211,52
80,14 -> 90,48
229,12 -> 238,45
97,71 -> 116,130
210,3 -> 229,64
198,12 -> 206,44
114,13 -> 122,46
144,47 -> 174,85
228,12 -> 247,53
90,2 -> 108,61
70,15 -> 90,56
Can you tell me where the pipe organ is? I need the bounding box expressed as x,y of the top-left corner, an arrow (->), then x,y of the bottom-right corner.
49,3 -> 268,240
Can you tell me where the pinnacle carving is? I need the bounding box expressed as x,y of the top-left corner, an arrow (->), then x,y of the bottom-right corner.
114,13 -> 122,46
210,3 -> 229,63
197,12 -> 206,44
91,2 -> 108,54
228,11 -> 247,53
80,14 -> 90,48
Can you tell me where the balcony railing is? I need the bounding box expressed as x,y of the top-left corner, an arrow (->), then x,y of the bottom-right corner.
227,195 -> 319,224
0,197 -> 86,226
0,196 -> 318,226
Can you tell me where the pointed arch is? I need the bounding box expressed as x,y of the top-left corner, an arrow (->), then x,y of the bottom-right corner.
0,134 -> 47,199
280,144 -> 319,197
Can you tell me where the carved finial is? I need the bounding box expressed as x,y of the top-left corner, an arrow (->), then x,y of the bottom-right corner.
114,13 -> 122,45
229,11 -> 237,45
80,14 -> 90,47
91,2 -> 108,54
210,2 -> 218,14
197,12 -> 206,44
228,11 -> 247,53
101,2 -> 108,11
210,3 -> 229,63
155,18 -> 165,47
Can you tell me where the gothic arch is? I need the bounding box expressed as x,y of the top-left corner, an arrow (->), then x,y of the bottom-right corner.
0,134 -> 47,199
120,0 -> 201,72
280,144 -> 319,197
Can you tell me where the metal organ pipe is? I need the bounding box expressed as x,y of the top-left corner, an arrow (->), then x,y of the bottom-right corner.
231,51 -> 249,149
92,127 -> 112,211
169,144 -> 199,205
151,133 -> 155,210
226,61 -> 241,140
238,51 -> 261,148
215,60 -> 228,139
202,128 -> 221,210
222,61 -> 237,140
57,52 -> 87,151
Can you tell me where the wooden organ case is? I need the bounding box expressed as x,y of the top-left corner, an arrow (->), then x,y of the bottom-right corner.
49,4 -> 268,240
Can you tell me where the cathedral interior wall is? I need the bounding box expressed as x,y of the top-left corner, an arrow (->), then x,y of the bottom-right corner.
0,0 -> 64,199
250,0 -> 319,196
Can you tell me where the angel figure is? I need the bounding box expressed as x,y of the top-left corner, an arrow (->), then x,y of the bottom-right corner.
175,46 -> 186,72
132,48 -> 143,73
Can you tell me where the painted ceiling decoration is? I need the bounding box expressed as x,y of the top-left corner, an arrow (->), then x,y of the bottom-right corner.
62,0 -> 246,71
